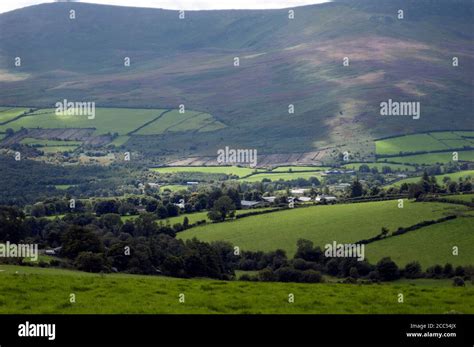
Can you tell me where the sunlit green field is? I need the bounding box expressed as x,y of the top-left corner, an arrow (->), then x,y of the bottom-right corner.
240,171 -> 323,182
0,108 -> 162,135
0,107 -> 30,123
178,200 -> 470,258
0,265 -> 471,314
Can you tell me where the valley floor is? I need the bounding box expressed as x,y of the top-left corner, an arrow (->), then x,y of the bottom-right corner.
0,265 -> 472,314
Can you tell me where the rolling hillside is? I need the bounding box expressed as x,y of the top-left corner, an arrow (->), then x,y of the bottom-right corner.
0,0 -> 472,158
1,265 -> 472,314
177,200 -> 472,261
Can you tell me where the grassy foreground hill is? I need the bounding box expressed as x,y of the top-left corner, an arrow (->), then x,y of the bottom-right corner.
0,0 -> 472,157
0,265 -> 472,314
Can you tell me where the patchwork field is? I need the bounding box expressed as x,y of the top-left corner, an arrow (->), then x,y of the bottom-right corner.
387,170 -> 474,187
0,107 -> 224,138
135,110 -> 225,135
342,162 -> 416,171
20,138 -> 82,147
444,194 -> 474,203
0,107 -> 30,123
178,200 -> 471,258
0,265 -> 471,314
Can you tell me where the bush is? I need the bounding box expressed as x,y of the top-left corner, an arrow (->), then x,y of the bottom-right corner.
325,258 -> 340,276
454,265 -> 465,277
302,270 -> 323,283
275,267 -> 303,282
74,252 -> 108,273
368,270 -> 379,281
258,267 -> 277,282
349,267 -> 359,279
443,263 -> 454,278
452,277 -> 465,287
376,257 -> 400,281
404,261 -> 422,279
427,264 -> 443,278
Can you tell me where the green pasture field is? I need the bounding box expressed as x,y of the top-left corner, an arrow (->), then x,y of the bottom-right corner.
0,107 -> 30,123
151,166 -> 262,178
366,216 -> 474,268
0,108 -> 163,135
375,132 -> 474,157
443,194 -> 474,203
159,185 -> 190,192
342,162 -> 416,171
376,134 -> 451,155
240,171 -> 323,182
178,200 -> 471,257
378,151 -> 474,165
0,265 -> 471,314
386,170 -> 474,187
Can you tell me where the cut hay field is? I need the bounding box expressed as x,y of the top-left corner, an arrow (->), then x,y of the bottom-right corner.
386,170 -> 474,187
444,194 -> 474,203
376,132 -> 474,156
0,265 -> 471,314
379,151 -> 474,165
151,166 -> 262,178
177,200 -> 471,258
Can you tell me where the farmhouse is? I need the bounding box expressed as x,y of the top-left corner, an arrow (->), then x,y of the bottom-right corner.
315,194 -> 337,203
297,196 -> 312,202
240,200 -> 264,208
262,196 -> 276,203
